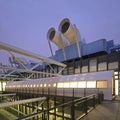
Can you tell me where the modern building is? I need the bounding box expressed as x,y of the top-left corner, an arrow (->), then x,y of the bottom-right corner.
43,18 -> 120,96
0,18 -> 120,119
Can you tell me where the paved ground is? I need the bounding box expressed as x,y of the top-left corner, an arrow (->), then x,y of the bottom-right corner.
0,97 -> 120,120
81,100 -> 120,120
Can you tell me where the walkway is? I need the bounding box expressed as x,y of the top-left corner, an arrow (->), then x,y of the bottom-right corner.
81,100 -> 120,120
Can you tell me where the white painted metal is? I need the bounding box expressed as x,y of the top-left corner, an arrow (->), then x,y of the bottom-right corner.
0,97 -> 46,108
6,71 -> 114,100
73,25 -> 81,57
0,72 -> 18,77
0,42 -> 66,68
0,66 -> 59,76
47,27 -> 67,49
0,93 -> 16,97
58,18 -> 78,45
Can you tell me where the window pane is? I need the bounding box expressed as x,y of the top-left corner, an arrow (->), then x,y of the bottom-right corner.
78,81 -> 86,88
97,80 -> 107,88
70,82 -> 77,88
75,68 -> 80,74
115,80 -> 118,95
87,81 -> 96,88
82,66 -> 88,73
98,62 -> 107,71
57,83 -> 63,88
108,62 -> 118,70
89,59 -> 97,72
63,82 -> 69,88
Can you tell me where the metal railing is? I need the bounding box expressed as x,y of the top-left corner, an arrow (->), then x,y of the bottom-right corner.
17,93 -> 103,120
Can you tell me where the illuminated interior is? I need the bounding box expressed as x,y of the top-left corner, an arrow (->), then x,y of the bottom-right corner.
5,80 -> 109,89
70,82 -> 77,88
57,80 -> 108,88
78,81 -> 86,88
115,80 -> 118,95
87,81 -> 96,88
57,83 -> 63,88
97,80 -> 107,88
63,82 -> 69,88
0,82 -> 6,91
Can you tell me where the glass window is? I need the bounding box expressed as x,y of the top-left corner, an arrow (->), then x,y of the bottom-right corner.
44,84 -> 47,87
78,81 -> 86,88
63,82 -> 69,88
57,82 -> 63,88
98,62 -> 107,71
68,67 -> 74,75
108,62 -> 118,70
114,71 -> 118,75
81,59 -> 88,73
70,82 -> 77,88
42,70 -> 46,78
75,68 -> 80,74
1,82 -> 4,91
0,82 -> 2,91
97,80 -> 107,88
82,66 -> 88,73
89,59 -> 97,72
115,80 -> 118,95
53,83 -> 56,87
115,76 -> 118,79
87,81 -> 96,88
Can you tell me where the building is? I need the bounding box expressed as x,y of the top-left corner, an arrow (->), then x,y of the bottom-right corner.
43,18 -> 120,96
0,18 -> 120,119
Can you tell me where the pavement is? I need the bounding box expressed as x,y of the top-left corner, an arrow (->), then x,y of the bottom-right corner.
81,97 -> 120,120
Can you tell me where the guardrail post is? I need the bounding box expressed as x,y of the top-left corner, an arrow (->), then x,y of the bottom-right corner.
93,94 -> 95,108
71,88 -> 75,119
71,102 -> 75,120
85,97 -> 87,115
98,92 -> 103,104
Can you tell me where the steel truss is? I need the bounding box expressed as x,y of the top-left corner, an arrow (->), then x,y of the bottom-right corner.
0,42 -> 66,81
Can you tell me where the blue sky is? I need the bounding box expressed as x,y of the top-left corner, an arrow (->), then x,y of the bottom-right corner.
0,0 -> 120,58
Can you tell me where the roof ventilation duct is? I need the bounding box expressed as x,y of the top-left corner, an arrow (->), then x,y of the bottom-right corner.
47,27 -> 67,49
58,18 -> 80,45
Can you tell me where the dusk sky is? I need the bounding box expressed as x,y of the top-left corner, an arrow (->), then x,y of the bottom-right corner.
0,0 -> 120,60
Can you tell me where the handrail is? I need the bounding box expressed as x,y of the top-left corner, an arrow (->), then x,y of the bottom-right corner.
17,94 -> 97,120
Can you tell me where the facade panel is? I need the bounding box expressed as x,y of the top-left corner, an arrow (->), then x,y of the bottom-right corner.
98,62 -> 107,71
89,59 -> 97,72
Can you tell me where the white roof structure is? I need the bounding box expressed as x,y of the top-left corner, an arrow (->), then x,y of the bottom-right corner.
0,97 -> 46,108
0,66 -> 59,76
0,42 -> 66,67
0,42 -> 67,80
0,93 -> 16,97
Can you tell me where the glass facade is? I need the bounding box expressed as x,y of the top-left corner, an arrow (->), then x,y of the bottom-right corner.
42,52 -> 120,96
